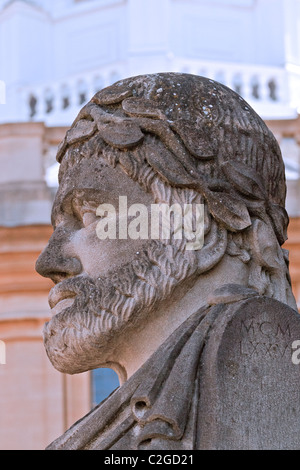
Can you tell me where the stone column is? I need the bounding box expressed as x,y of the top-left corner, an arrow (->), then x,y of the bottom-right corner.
0,122 -> 52,226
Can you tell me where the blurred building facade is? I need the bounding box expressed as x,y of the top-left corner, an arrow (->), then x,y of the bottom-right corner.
1,0 -> 300,449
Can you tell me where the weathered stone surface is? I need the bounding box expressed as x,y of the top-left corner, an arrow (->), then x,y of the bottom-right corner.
46,287 -> 300,450
198,295 -> 300,449
35,73 -> 300,450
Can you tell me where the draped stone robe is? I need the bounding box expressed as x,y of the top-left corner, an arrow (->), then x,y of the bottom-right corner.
47,284 -> 300,450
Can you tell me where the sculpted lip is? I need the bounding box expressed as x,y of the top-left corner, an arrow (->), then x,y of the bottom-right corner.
48,283 -> 77,309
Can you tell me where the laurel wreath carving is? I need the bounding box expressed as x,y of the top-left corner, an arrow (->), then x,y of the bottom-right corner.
57,85 -> 287,245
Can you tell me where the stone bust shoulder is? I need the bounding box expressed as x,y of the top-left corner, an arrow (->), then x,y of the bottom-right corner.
47,284 -> 300,450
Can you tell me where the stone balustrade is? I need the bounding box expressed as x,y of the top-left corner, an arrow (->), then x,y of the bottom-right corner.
21,66 -> 125,126
172,58 -> 288,106
6,59 -> 296,126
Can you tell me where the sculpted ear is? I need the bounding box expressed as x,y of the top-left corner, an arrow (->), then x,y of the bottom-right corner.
248,220 -> 298,310
250,219 -> 282,270
195,220 -> 227,275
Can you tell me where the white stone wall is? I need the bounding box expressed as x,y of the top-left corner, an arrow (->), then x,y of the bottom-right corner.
0,0 -> 300,124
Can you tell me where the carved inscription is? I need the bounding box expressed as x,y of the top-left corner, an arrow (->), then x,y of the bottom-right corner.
239,315 -> 291,359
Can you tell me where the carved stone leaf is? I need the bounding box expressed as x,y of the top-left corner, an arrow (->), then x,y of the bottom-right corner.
206,191 -> 251,231
56,140 -> 67,163
122,97 -> 166,120
137,118 -> 197,175
144,142 -> 194,186
92,86 -> 132,105
66,120 -> 97,145
268,203 -> 289,245
98,122 -> 144,149
221,160 -> 266,200
170,119 -> 215,159
56,119 -> 97,163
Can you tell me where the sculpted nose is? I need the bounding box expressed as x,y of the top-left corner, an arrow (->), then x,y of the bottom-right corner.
35,230 -> 83,284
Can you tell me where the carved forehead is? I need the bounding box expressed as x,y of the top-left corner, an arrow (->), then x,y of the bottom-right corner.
52,151 -> 153,225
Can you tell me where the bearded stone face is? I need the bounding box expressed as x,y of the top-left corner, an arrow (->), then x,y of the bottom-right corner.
37,73 -> 296,379
36,151 -> 201,375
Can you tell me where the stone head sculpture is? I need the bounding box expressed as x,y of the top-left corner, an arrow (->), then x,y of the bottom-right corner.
36,73 -> 296,384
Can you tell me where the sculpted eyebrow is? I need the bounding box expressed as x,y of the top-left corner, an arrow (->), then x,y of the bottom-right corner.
51,189 -> 107,227
51,189 -> 79,227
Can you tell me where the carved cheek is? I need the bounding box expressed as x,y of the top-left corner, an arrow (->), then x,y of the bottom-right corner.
69,225 -> 115,277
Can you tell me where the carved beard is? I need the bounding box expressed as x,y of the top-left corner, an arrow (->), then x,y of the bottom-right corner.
43,240 -> 198,374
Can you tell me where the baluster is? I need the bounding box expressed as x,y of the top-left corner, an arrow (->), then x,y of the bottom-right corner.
44,88 -> 54,115
260,75 -> 270,103
231,72 -> 243,96
242,72 -> 252,103
51,85 -> 59,116
34,89 -> 44,121
77,79 -> 88,106
267,78 -> 278,102
60,83 -> 70,111
275,74 -> 285,104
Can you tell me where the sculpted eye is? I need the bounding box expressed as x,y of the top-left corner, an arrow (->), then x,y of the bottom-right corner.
82,211 -> 98,227
71,196 -> 99,227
